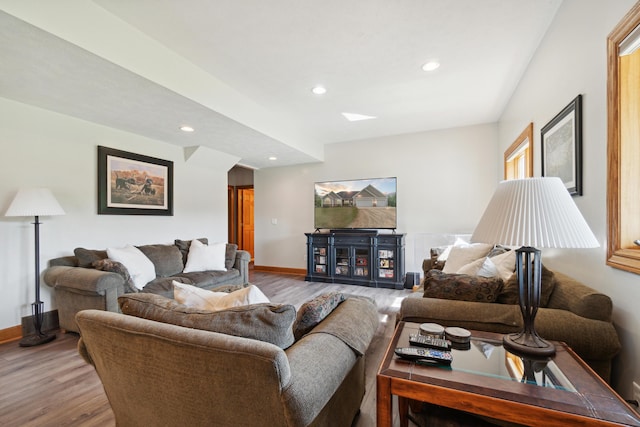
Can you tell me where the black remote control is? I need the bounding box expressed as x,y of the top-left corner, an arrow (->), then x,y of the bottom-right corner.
394,347 -> 453,364
409,334 -> 451,350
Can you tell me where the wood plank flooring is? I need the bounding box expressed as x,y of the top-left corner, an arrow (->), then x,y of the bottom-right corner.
0,271 -> 413,427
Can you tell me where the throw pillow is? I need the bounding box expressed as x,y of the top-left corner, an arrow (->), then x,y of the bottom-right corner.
175,237 -> 208,264
173,282 -> 270,311
423,270 -> 504,303
497,264 -> 557,307
489,249 -> 516,281
91,259 -> 138,294
456,256 -> 498,278
106,245 -> 156,290
136,244 -> 184,277
118,293 -> 296,349
441,243 -> 493,274
183,239 -> 227,273
74,247 -> 108,268
293,292 -> 346,340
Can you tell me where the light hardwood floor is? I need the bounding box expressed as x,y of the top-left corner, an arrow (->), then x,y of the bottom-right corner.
0,270 -> 413,427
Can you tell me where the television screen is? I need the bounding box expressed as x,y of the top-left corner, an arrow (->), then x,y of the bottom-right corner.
314,177 -> 397,230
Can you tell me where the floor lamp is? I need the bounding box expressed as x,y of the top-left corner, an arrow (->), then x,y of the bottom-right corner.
5,188 -> 65,347
471,178 -> 598,357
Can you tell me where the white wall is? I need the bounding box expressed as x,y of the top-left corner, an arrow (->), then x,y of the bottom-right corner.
497,0 -> 639,397
0,98 -> 237,330
254,123 -> 500,274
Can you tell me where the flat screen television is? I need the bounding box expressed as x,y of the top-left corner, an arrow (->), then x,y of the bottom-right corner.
314,177 -> 397,230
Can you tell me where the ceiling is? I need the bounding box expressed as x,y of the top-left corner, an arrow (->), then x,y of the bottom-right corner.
0,1 -> 562,169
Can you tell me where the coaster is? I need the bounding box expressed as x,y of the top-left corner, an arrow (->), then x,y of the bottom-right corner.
419,323 -> 445,338
445,327 -> 471,344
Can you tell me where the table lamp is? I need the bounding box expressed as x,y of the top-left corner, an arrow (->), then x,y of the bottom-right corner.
5,188 -> 65,347
471,178 -> 598,357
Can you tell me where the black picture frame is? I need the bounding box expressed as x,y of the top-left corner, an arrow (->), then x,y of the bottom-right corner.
541,95 -> 583,196
98,146 -> 173,215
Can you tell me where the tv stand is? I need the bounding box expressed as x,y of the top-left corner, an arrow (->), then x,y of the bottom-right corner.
305,230 -> 405,289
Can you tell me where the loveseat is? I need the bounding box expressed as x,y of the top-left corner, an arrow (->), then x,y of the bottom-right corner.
398,246 -> 621,382
43,238 -> 250,333
75,293 -> 379,427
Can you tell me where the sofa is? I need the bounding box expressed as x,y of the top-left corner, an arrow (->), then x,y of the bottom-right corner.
75,292 -> 379,427
398,246 -> 621,382
43,238 -> 250,333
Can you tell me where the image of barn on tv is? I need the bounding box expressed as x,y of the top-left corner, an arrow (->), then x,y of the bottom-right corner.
314,177 -> 397,230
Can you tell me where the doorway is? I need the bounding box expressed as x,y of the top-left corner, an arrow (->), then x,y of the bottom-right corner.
228,166 -> 254,260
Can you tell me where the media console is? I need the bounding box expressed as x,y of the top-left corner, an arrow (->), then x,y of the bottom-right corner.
305,230 -> 405,289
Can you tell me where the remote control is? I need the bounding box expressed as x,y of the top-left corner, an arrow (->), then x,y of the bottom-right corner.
394,347 -> 453,364
409,334 -> 451,350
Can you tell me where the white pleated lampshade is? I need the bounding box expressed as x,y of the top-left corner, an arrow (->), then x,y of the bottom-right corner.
5,188 -> 65,217
471,177 -> 599,248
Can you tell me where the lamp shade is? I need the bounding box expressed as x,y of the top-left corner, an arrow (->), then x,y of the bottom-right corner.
5,188 -> 65,217
471,177 -> 598,248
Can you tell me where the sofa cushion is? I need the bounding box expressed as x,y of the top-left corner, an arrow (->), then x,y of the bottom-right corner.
137,244 -> 184,277
423,270 -> 503,303
92,259 -> 138,294
173,282 -> 270,311
174,238 -> 208,264
183,239 -> 227,273
293,292 -> 346,340
497,264 -> 556,307
74,247 -> 108,268
225,243 -> 238,270
173,269 -> 241,288
141,276 -> 193,299
106,245 -> 156,290
118,293 -> 296,349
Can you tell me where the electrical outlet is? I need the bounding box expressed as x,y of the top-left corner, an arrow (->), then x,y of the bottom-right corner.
634,381 -> 640,405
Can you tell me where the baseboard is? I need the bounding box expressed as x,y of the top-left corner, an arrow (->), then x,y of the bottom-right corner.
252,265 -> 306,275
0,325 -> 22,345
21,309 -> 59,336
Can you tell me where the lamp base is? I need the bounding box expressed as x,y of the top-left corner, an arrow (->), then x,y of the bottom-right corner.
19,332 -> 56,347
503,331 -> 555,357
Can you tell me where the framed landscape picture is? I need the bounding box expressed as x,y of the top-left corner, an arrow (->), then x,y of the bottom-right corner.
541,95 -> 583,196
98,146 -> 173,215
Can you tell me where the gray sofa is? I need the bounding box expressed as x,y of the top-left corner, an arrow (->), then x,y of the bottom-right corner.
399,256 -> 621,382
76,295 -> 379,427
43,239 -> 250,332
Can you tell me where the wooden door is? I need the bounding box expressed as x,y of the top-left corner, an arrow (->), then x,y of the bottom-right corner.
238,187 -> 254,259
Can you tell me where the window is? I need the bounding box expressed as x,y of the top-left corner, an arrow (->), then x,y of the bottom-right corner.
607,2 -> 640,274
504,123 -> 533,180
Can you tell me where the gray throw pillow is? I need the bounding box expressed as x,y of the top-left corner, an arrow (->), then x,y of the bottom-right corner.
74,247 -> 108,268
137,244 -> 184,277
293,292 -> 346,340
92,259 -> 138,294
118,293 -> 296,349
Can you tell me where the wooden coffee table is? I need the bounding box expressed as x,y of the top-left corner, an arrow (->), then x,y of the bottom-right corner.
377,322 -> 640,426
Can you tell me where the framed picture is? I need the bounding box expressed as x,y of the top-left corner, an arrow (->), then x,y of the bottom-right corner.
541,95 -> 583,196
98,146 -> 173,215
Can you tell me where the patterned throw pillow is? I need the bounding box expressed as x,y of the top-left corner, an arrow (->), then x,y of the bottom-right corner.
293,292 -> 346,340
497,264 -> 557,307
423,270 -> 503,303
92,259 -> 138,294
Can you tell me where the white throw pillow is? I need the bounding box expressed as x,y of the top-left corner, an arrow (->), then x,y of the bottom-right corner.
106,245 -> 156,290
490,249 -> 517,281
457,256 -> 498,278
442,243 -> 493,274
173,282 -> 270,311
183,239 -> 227,273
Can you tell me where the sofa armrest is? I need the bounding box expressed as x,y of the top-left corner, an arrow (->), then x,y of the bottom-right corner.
547,272 -> 612,322
233,250 -> 250,284
43,266 -> 125,295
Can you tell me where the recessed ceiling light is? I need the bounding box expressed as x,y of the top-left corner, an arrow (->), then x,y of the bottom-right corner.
268,156 -> 277,161
180,125 -> 194,132
341,112 -> 376,122
311,86 -> 327,95
422,60 -> 440,72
